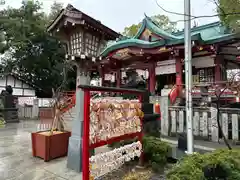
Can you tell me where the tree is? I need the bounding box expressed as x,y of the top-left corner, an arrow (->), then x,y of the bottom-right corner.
122,14 -> 176,37
123,24 -> 142,38
48,1 -> 64,22
204,72 -> 240,150
215,0 -> 240,32
0,1 -> 68,96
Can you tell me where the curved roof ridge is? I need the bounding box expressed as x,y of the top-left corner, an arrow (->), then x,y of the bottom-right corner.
145,16 -> 180,40
133,18 -> 146,39
173,21 -> 221,36
134,14 -> 180,40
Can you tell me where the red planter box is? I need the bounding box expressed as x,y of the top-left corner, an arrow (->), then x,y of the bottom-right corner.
31,131 -> 71,162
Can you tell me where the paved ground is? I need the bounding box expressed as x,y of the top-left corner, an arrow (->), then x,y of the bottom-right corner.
0,120 -> 83,180
3,120 -> 237,180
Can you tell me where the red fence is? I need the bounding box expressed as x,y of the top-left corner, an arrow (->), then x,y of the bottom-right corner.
39,91 -> 76,121
39,108 -> 54,121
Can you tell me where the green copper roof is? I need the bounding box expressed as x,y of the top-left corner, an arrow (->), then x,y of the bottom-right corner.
100,15 -> 237,58
134,15 -> 180,40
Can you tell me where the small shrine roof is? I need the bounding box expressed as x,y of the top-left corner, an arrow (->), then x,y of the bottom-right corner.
99,15 -> 237,58
47,4 -> 119,39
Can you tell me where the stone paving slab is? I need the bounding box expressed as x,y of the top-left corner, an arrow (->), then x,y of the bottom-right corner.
0,120 -> 83,180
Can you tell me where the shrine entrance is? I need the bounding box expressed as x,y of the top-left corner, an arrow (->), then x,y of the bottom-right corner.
156,73 -> 176,95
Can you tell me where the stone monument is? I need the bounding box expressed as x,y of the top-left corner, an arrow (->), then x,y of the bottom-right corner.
0,85 -> 19,123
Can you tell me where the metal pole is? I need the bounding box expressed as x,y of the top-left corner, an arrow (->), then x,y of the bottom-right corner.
184,0 -> 194,154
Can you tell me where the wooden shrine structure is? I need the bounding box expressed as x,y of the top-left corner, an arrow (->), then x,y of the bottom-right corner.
47,4 -> 119,68
96,15 -> 240,104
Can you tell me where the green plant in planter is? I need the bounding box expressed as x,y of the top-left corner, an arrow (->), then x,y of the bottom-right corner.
166,149 -> 240,180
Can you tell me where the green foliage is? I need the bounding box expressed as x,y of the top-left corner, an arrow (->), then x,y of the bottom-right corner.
217,0 -> 240,32
48,1 -> 64,23
123,23 -> 142,37
166,149 -> 240,180
0,1 -> 75,95
151,15 -> 176,33
122,14 -> 176,37
143,136 -> 169,172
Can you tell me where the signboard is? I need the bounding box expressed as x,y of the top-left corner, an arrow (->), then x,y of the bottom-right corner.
156,59 -> 176,75
104,74 -> 115,82
192,56 -> 214,68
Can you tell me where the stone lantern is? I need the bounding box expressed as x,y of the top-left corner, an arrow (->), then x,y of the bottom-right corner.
47,4 -> 119,172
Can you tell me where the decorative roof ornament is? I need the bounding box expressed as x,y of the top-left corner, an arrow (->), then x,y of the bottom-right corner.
66,4 -> 75,11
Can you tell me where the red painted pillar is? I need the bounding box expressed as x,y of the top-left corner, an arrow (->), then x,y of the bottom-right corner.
215,55 -> 221,82
82,90 -> 90,180
100,67 -> 105,86
149,63 -> 156,95
116,69 -> 121,88
176,57 -> 183,92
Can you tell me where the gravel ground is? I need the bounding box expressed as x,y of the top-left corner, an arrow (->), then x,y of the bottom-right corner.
96,161 -> 170,180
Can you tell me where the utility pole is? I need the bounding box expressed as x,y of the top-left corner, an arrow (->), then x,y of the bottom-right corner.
184,0 -> 194,154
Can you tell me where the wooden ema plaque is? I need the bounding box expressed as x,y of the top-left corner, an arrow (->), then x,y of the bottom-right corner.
79,85 -> 145,180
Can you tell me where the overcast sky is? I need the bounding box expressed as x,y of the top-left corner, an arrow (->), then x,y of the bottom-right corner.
1,0 -> 219,33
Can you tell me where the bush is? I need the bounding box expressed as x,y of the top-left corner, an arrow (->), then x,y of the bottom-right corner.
143,136 -> 170,172
166,149 -> 240,180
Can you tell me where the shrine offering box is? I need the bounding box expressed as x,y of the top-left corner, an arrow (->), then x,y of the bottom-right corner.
31,131 -> 71,162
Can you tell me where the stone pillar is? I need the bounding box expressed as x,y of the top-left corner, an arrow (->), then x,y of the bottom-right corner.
149,63 -> 156,95
160,96 -> 169,136
215,55 -> 221,82
67,65 -> 90,172
176,57 -> 182,93
32,98 -> 39,119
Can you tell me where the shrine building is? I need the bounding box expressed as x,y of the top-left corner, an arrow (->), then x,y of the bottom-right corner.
98,15 -> 240,99
48,4 -> 240,101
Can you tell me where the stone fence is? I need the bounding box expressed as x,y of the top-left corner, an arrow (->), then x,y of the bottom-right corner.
159,96 -> 240,143
18,98 -> 53,120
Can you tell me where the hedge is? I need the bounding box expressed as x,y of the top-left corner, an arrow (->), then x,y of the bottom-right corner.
166,149 -> 240,180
